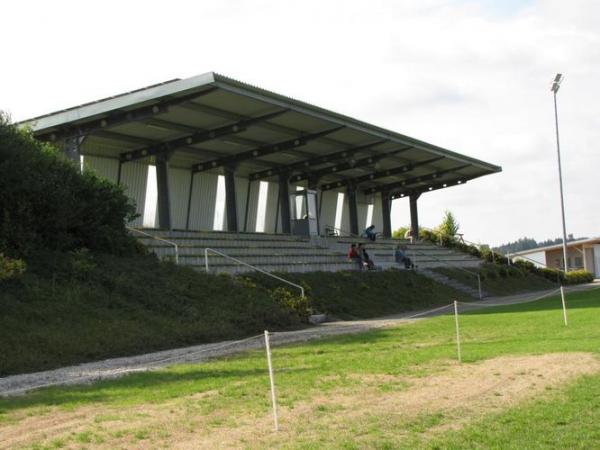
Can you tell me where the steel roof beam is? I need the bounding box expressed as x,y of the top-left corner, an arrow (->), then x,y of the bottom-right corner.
119,109 -> 288,163
180,101 -> 354,149
291,146 -> 414,185
364,164 -> 472,195
391,178 -> 468,199
143,117 -> 198,134
319,156 -> 444,191
38,87 -> 219,142
249,140 -> 387,181
193,126 -> 345,173
94,130 -> 158,146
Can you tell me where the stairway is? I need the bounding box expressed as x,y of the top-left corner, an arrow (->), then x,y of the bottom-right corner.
132,229 -> 484,275
418,268 -> 487,299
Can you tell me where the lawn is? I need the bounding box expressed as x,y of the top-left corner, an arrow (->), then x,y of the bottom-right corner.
1,287 -> 599,449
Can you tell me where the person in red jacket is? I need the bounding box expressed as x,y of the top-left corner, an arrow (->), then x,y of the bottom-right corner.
347,243 -> 363,270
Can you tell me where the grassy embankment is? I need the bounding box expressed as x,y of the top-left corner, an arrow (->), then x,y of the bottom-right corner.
1,287 -> 598,449
0,252 -> 471,376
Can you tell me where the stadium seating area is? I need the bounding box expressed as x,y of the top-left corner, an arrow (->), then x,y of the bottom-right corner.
135,230 -> 483,274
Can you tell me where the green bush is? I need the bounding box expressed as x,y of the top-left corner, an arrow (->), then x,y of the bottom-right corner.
0,114 -> 138,258
564,270 -> 594,285
0,253 -> 26,281
270,287 -> 311,321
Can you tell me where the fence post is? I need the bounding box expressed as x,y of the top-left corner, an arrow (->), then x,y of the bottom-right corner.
477,274 -> 483,300
560,286 -> 568,326
453,300 -> 462,363
264,330 -> 279,432
204,248 -> 210,273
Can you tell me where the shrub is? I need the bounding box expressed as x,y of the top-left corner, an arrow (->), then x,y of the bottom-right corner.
0,253 -> 26,281
269,287 -> 311,322
392,226 -> 409,239
0,113 -> 138,257
564,270 -> 594,285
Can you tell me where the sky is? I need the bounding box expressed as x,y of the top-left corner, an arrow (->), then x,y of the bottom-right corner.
1,0 -> 598,246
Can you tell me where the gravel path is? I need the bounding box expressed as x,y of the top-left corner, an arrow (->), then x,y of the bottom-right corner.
1,283 -> 597,397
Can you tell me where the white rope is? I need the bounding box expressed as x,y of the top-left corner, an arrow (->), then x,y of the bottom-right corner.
456,288 -> 562,308
404,303 -> 454,319
145,333 -> 265,366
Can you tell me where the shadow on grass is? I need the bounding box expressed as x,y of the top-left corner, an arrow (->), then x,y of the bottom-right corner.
0,365 -> 309,415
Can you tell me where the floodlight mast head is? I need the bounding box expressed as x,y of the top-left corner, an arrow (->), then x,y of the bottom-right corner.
551,73 -> 563,93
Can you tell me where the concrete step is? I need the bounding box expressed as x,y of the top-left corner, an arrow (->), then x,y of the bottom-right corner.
194,261 -> 358,275
136,229 -> 307,241
418,268 -> 488,298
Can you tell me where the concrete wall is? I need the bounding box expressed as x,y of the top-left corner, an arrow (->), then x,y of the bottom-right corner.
83,155 -> 119,182
244,180 -> 261,232
264,181 -> 280,233
546,247 -> 585,270
319,190 -> 338,234
514,250 -> 546,268
371,193 -> 384,235
188,172 -> 219,230
584,247 -> 596,276
167,167 -> 191,230
80,156 -> 392,237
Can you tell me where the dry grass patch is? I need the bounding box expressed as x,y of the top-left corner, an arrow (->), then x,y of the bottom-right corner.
3,352 -> 598,449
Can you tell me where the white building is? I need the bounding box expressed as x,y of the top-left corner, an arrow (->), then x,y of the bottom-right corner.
512,237 -> 600,278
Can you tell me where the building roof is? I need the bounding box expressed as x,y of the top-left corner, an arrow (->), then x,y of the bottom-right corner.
20,72 -> 501,197
512,237 -> 600,256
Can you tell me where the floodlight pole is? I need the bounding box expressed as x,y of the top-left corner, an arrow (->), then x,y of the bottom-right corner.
551,75 -> 569,274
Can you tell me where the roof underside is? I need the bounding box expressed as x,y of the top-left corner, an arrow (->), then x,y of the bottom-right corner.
21,72 -> 501,198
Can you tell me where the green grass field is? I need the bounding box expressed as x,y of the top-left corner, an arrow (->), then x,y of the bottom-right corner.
1,287 -> 599,449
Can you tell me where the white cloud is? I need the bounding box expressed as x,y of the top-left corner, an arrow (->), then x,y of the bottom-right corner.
1,0 -> 598,245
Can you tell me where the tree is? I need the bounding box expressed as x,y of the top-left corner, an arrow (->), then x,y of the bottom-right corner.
392,226 -> 409,239
437,210 -> 459,238
0,113 -> 138,257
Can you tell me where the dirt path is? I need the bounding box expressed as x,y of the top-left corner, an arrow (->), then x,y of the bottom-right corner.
1,283 -> 597,397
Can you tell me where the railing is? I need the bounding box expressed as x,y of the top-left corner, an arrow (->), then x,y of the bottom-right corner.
204,248 -> 305,298
324,225 -> 360,238
435,234 -> 503,264
127,227 -> 179,264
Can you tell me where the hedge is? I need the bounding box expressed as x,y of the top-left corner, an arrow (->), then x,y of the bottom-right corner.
0,113 -> 138,258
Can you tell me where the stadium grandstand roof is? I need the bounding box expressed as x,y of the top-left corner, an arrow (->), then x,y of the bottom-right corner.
20,72 -> 501,198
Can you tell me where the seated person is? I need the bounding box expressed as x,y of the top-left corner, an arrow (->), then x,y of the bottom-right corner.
394,244 -> 414,269
358,243 -> 375,270
347,243 -> 363,270
363,225 -> 377,242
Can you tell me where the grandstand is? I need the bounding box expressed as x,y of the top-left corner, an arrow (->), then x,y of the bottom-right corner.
136,229 -> 483,274
21,73 -> 500,273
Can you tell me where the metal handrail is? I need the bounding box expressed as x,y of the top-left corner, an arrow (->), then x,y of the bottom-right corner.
434,234 -> 501,263
127,227 -> 179,264
204,248 -> 305,298
324,225 -> 360,238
